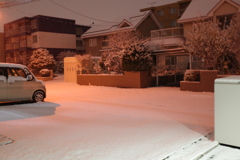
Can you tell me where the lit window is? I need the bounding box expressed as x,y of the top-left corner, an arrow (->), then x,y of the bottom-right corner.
89,38 -> 97,47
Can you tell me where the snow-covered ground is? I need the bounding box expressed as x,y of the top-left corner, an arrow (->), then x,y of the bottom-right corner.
0,75 -> 240,160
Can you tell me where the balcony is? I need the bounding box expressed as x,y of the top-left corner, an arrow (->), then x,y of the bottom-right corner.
12,43 -> 20,49
5,26 -> 31,37
20,41 -> 27,48
150,27 -> 185,47
19,26 -> 31,34
6,44 -> 12,50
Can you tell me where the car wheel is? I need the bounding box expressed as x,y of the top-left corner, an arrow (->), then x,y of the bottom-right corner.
32,91 -> 45,102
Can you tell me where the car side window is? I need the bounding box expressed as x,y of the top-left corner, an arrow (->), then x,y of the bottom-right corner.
7,68 -> 27,78
0,68 -> 5,76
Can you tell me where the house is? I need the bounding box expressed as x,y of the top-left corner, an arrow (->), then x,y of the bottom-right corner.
4,15 -> 90,64
140,1 -> 191,85
81,11 -> 162,59
142,0 -> 240,86
0,33 -> 5,62
178,0 -> 240,40
140,0 -> 192,29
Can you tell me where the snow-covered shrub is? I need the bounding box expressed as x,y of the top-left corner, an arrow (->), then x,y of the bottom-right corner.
55,51 -> 76,74
28,48 -> 56,72
75,54 -> 95,74
39,69 -> 50,77
107,31 -> 152,71
183,70 -> 200,81
56,51 -> 76,61
121,45 -> 153,71
104,52 -> 122,74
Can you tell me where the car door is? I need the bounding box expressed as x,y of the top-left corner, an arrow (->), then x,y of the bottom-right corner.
7,67 -> 32,101
0,67 -> 7,101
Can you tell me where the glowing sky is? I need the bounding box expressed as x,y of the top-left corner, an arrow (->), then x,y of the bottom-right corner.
0,0 -> 165,32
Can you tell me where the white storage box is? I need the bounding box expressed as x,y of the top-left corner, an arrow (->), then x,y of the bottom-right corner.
215,76 -> 240,147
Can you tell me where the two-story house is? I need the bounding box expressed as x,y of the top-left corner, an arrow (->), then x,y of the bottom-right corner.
81,11 -> 162,59
4,15 -> 90,64
178,0 -> 240,68
140,1 -> 191,85
140,0 -> 192,29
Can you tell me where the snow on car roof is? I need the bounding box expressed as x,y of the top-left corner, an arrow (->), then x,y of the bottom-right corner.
0,63 -> 27,68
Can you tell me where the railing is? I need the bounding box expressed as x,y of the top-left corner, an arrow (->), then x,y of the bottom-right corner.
19,26 -> 31,33
12,43 -> 20,49
5,25 -> 31,37
5,44 -> 12,50
151,27 -> 184,40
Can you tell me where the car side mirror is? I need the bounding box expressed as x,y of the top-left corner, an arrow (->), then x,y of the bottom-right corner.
26,75 -> 33,81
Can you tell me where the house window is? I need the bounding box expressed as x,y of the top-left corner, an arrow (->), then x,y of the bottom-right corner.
165,56 -> 176,66
217,14 -> 234,29
170,20 -> 177,27
170,8 -> 177,15
31,20 -> 37,29
89,38 -> 97,47
76,28 -> 83,35
158,10 -> 164,16
32,35 -> 37,43
76,40 -> 83,46
101,36 -> 109,47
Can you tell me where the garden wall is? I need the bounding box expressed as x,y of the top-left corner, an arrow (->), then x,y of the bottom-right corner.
180,70 -> 228,92
77,71 -> 153,88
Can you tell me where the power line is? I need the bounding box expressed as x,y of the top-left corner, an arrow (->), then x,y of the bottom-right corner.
0,0 -> 40,9
48,0 -> 119,24
8,6 -> 34,15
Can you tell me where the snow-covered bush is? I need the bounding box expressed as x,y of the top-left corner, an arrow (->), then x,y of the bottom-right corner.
120,41 -> 153,71
56,51 -> 76,61
39,69 -> 50,77
55,51 -> 76,74
28,48 -> 56,72
104,52 -> 122,74
75,54 -> 95,74
183,70 -> 195,81
107,31 -> 152,72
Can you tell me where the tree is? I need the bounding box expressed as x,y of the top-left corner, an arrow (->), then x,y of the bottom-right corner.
106,31 -> 152,71
56,50 -> 76,61
55,51 -> 76,74
28,48 -> 56,72
75,54 -> 94,74
184,16 -> 240,73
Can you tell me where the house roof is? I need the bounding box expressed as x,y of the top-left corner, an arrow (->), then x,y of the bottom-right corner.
178,0 -> 240,23
81,11 -> 162,38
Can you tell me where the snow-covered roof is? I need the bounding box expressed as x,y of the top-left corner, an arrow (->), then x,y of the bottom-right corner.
178,0 -> 240,23
81,11 -> 162,38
